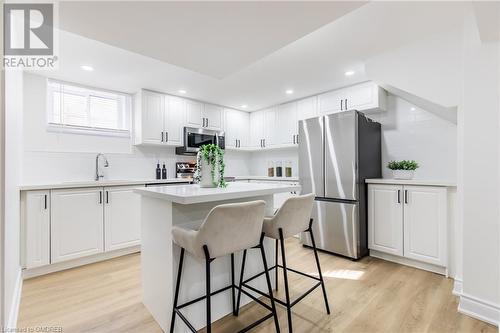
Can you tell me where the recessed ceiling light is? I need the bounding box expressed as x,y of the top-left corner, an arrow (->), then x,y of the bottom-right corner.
80,65 -> 94,71
285,89 -> 294,95
178,89 -> 187,94
345,70 -> 355,76
241,104 -> 248,108
411,107 -> 416,111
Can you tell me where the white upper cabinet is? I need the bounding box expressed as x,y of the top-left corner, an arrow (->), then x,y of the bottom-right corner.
104,186 -> 141,252
276,102 -> 298,146
139,90 -> 164,144
224,108 -> 249,149
250,110 -> 265,149
186,101 -> 223,130
135,90 -> 186,146
203,104 -> 224,131
297,96 -> 318,121
51,188 -> 104,263
186,99 -> 204,128
403,186 -> 447,266
318,82 -> 386,115
22,190 -> 50,269
164,96 -> 186,146
263,107 -> 278,148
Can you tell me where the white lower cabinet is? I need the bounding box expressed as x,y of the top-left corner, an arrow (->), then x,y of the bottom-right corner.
51,188 -> 105,263
22,190 -> 50,269
104,186 -> 141,251
368,184 -> 447,267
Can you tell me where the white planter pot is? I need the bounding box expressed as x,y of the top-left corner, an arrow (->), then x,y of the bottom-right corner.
392,170 -> 415,180
198,156 -> 220,188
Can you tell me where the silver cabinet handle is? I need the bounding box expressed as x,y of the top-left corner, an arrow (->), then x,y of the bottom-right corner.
293,135 -> 296,144
345,99 -> 348,110
340,99 -> 343,111
165,131 -> 168,142
206,118 -> 209,128
397,190 -> 401,204
404,190 -> 408,204
296,134 -> 299,144
106,191 -> 109,204
99,191 -> 102,205
161,132 -> 164,142
44,194 -> 47,209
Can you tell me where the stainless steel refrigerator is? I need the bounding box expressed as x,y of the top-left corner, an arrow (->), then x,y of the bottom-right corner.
299,111 -> 381,259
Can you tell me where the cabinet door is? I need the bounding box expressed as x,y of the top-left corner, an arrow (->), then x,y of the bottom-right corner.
297,96 -> 318,121
264,107 -> 277,147
403,186 -> 447,266
250,110 -> 265,148
276,102 -> 298,146
23,191 -> 50,268
186,100 -> 203,127
225,109 -> 249,148
203,104 -> 223,130
318,90 -> 345,115
164,96 -> 185,146
141,91 -> 164,144
368,184 -> 404,256
51,188 -> 104,263
346,82 -> 376,111
104,186 -> 141,251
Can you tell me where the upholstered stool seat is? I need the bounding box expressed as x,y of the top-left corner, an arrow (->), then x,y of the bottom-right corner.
170,200 -> 281,333
239,194 -> 330,333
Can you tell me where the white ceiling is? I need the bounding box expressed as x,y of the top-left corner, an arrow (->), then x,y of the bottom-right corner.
34,1 -> 467,111
58,1 -> 367,79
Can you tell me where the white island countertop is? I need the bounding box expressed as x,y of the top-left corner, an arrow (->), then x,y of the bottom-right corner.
135,182 -> 301,205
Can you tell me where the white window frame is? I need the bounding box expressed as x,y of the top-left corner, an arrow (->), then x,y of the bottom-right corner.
46,79 -> 132,137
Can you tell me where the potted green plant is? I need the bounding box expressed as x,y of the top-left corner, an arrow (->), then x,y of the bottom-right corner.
194,144 -> 227,188
387,160 -> 419,180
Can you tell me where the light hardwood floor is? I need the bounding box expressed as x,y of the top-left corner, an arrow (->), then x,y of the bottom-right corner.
18,239 -> 496,333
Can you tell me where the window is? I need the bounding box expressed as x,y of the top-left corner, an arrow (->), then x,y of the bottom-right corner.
47,80 -> 132,136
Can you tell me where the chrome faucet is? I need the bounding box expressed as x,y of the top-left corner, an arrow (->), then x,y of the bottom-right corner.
95,153 -> 109,181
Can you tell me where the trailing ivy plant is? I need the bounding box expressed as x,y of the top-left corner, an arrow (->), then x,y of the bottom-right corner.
195,144 -> 227,188
387,160 -> 419,171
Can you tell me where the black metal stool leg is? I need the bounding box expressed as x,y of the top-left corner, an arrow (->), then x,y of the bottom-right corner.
170,247 -> 185,333
279,228 -> 293,333
309,220 -> 330,314
231,253 -> 236,315
235,249 -> 247,316
203,245 -> 212,333
260,234 -> 281,333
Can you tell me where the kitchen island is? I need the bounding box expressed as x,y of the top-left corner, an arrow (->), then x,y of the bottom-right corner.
134,182 -> 301,332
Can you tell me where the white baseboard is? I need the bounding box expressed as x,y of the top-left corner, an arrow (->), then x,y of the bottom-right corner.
452,279 -> 463,296
459,293 -> 499,327
7,269 -> 23,329
369,250 -> 447,275
23,246 -> 140,279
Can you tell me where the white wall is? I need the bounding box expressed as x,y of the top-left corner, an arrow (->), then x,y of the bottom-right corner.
370,94 -> 457,182
22,73 -> 251,184
458,9 -> 500,325
249,147 -> 298,177
4,70 -> 23,327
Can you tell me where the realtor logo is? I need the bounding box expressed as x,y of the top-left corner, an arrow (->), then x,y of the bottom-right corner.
3,3 -> 57,69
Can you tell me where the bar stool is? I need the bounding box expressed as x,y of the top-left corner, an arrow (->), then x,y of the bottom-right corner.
237,194 -> 330,333
170,200 -> 280,333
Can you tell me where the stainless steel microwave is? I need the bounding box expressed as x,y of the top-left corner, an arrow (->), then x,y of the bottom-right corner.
175,127 -> 225,155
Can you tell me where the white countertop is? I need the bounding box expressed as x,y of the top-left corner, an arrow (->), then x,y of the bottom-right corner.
233,176 -> 299,182
135,182 -> 301,204
365,178 -> 457,187
19,178 -> 191,191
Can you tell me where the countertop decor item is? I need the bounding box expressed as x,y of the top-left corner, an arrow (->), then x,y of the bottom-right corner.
387,160 -> 419,180
195,144 -> 227,188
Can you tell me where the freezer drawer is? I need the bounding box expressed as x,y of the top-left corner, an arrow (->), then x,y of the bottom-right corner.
301,199 -> 359,259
